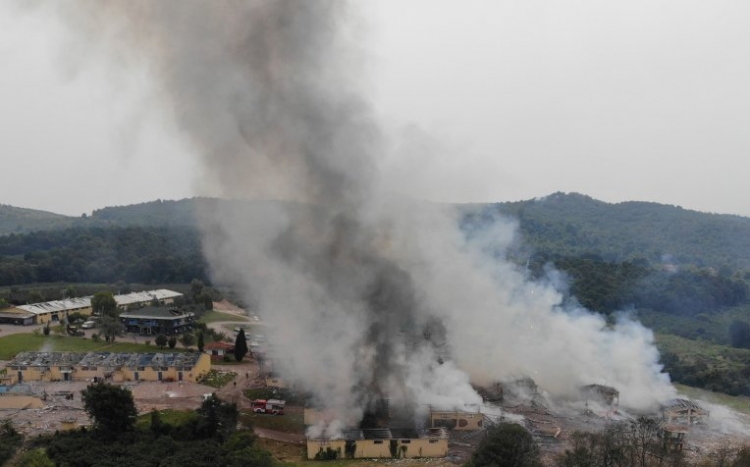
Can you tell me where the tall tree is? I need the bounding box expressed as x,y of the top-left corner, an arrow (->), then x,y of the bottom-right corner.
197,331 -> 205,352
234,329 -> 248,362
91,291 -> 118,317
81,382 -> 137,437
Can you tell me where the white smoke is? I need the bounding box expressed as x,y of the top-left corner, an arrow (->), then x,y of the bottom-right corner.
39,0 -> 676,427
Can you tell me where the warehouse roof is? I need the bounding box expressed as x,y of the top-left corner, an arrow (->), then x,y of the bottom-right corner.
13,289 -> 183,316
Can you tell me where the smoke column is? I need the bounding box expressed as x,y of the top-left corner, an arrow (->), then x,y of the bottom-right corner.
45,0 -> 675,426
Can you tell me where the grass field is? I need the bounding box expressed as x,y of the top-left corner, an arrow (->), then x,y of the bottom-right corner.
240,409 -> 305,434
0,333 -> 177,360
674,383 -> 750,416
198,310 -> 249,324
655,333 -> 750,369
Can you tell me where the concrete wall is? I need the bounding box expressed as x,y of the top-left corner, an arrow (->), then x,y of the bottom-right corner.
430,411 -> 484,431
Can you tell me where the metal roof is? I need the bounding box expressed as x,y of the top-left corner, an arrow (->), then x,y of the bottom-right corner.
13,289 -> 183,316
119,307 -> 193,320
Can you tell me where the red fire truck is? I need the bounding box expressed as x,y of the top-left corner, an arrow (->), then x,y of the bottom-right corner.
251,399 -> 285,415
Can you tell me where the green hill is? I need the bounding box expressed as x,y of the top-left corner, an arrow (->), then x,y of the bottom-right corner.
0,204 -> 77,236
466,192 -> 750,271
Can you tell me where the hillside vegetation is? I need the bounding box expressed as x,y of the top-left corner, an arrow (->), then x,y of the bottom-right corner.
466,192 -> 750,270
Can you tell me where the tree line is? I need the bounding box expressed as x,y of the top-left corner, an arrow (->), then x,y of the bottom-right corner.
0,226 -> 207,286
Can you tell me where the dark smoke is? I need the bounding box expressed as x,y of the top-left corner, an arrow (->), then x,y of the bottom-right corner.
41,0 -> 680,433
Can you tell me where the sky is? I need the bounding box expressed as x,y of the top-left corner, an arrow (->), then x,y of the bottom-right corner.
1,1 -> 749,217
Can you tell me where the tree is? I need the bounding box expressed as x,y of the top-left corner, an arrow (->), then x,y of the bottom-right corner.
467,423 -> 541,467
180,333 -> 195,349
197,331 -> 205,352
203,294 -> 214,310
234,329 -> 248,362
155,334 -> 168,349
191,279 -> 204,301
99,316 -> 123,343
63,286 -> 77,299
91,291 -> 118,317
220,432 -> 273,467
193,395 -> 238,442
626,417 -> 662,467
168,336 -> 177,349
81,382 -> 137,437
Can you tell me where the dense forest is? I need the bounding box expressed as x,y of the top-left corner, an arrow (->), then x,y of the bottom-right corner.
0,227 -> 207,286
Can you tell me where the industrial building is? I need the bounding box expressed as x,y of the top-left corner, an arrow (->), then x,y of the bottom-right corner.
304,405 -> 491,459
0,289 -> 183,325
3,351 -> 210,384
119,307 -> 195,335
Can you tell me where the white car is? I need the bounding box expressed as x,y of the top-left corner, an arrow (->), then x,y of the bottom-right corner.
81,321 -> 96,329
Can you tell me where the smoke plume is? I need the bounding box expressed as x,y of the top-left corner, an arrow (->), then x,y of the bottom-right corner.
46,0 -> 675,425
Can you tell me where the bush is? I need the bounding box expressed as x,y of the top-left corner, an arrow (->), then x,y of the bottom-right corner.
467,423 -> 541,467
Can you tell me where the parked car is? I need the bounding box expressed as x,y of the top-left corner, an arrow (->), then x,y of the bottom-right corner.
81,321 -> 96,329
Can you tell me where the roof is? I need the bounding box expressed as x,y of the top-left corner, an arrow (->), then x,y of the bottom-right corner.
309,426 -> 449,441
14,289 -> 183,316
0,309 -> 34,319
661,399 -> 707,413
16,297 -> 93,315
119,307 -> 194,320
114,289 -> 183,306
9,351 -> 204,369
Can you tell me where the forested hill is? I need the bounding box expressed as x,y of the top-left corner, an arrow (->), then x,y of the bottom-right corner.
0,199 -> 207,235
465,192 -> 750,271
5,193 -> 750,271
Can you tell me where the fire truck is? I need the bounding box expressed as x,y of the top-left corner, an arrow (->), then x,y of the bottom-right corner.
251,399 -> 285,415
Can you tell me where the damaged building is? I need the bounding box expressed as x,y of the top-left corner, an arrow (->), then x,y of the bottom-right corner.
307,427 -> 450,460
581,384 -> 620,409
5,351 -> 210,384
305,403 -> 491,460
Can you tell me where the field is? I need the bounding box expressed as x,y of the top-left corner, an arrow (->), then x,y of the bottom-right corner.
198,310 -> 249,324
0,333 -> 175,360
240,408 -> 305,434
655,333 -> 750,369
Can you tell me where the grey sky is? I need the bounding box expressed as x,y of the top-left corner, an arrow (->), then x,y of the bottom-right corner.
1,1 -> 749,216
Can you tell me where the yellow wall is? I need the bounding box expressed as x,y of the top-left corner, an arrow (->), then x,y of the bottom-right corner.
11,353 -> 211,384
0,395 -> 44,409
32,306 -> 93,325
307,438 -> 448,460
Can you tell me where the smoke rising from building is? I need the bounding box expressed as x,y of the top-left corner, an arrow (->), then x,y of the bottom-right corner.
45,0 -> 675,424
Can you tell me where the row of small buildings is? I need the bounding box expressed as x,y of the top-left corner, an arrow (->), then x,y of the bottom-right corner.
0,289 -> 183,325
1,351 -> 211,385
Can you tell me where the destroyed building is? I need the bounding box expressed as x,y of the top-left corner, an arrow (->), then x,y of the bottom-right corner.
581,384 -> 620,408
306,427 -> 450,460
5,351 -> 210,384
